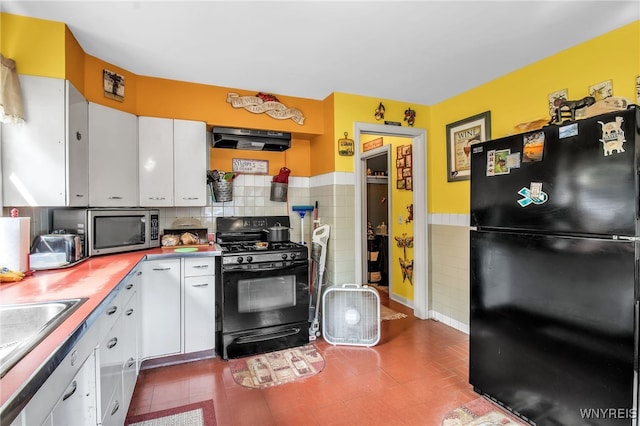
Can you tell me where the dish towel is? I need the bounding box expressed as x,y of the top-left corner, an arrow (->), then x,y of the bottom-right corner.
1,54 -> 24,124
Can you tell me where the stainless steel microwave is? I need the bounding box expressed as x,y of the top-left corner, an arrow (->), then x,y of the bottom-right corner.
52,208 -> 160,257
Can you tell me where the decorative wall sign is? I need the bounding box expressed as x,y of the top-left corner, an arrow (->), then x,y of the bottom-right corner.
232,158 -> 269,174
363,137 -> 383,152
589,80 -> 613,102
103,69 -> 125,102
226,92 -> 304,125
374,102 -> 385,120
404,107 -> 416,126
338,132 -> 354,156
446,111 -> 491,182
394,233 -> 414,285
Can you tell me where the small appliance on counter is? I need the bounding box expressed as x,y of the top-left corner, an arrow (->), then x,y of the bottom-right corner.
52,208 -> 160,257
29,233 -> 84,270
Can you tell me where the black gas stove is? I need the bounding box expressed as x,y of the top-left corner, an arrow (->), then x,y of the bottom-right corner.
214,216 -> 310,359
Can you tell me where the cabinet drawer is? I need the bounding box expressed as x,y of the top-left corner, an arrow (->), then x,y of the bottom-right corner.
99,319 -> 124,420
183,257 -> 214,277
99,279 -> 136,336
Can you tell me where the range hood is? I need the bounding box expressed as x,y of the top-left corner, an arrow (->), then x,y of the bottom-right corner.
212,127 -> 291,151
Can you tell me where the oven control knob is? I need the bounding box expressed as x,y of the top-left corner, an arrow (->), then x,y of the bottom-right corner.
290,253 -> 297,259
237,257 -> 243,263
246,256 -> 253,263
281,253 -> 288,260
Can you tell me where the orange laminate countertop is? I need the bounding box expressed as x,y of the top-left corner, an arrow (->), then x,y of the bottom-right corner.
0,246 -> 221,423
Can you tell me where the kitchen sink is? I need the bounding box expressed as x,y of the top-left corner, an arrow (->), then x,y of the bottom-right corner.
0,298 -> 87,378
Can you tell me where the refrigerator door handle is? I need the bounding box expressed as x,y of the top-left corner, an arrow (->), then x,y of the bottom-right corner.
614,236 -> 640,241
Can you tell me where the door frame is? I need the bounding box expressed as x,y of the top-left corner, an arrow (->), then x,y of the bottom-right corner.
354,123 -> 429,319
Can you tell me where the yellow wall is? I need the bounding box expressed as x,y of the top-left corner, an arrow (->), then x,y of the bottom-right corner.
333,93 -> 430,173
429,20 -> 640,214
1,13 -> 65,77
361,134 -> 415,301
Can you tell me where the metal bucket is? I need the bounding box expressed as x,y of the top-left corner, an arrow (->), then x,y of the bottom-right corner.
270,182 -> 288,202
213,181 -> 233,202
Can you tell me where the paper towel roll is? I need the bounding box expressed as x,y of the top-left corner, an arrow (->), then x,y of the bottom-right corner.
0,217 -> 31,272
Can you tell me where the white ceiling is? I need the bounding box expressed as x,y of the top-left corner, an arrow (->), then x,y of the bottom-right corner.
2,1 -> 639,105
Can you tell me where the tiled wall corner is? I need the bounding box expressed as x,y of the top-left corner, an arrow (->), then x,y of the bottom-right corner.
429,222 -> 470,332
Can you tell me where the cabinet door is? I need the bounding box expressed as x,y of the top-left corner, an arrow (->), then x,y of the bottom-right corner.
66,82 -> 89,206
184,275 -> 215,353
99,316 -> 124,422
174,119 -> 207,206
1,76 -> 66,206
50,352 -> 98,426
138,116 -> 174,206
141,259 -> 181,359
88,103 -> 138,206
121,290 -> 138,407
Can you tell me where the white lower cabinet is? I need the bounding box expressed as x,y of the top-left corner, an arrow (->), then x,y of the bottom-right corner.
10,256 -> 217,426
141,256 -> 215,361
122,290 -> 139,405
16,316 -> 100,426
96,269 -> 139,425
183,258 -> 215,353
140,259 -> 182,359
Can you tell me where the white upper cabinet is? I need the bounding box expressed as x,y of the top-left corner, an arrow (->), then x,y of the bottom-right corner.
88,103 -> 138,207
1,76 -> 88,207
138,116 -> 174,206
173,119 -> 207,206
139,117 -> 206,207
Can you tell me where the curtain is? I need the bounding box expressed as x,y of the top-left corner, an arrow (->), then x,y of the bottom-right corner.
0,54 -> 24,124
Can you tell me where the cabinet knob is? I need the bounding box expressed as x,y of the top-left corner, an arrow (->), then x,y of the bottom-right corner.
107,306 -> 118,315
108,196 -> 123,200
107,337 -> 118,349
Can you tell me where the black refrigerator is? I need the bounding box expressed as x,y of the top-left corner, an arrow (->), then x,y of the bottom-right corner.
470,106 -> 640,425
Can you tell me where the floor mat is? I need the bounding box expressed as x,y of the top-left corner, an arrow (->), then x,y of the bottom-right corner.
125,400 -> 216,426
228,344 -> 324,389
380,304 -> 408,320
441,397 -> 528,425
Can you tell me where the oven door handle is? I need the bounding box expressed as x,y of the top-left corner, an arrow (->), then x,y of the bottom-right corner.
234,327 -> 301,344
224,261 -> 306,272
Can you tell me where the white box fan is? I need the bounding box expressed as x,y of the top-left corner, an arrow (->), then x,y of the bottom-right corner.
322,284 -> 380,346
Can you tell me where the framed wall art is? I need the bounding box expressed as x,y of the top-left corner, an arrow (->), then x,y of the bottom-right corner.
395,144 -> 413,191
446,111 -> 491,182
103,69 -> 125,102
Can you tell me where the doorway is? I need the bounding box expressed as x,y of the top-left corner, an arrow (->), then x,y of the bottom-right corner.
363,147 -> 390,290
354,123 -> 429,319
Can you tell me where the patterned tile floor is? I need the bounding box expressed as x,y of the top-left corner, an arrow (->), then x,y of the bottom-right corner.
127,290 -> 475,425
